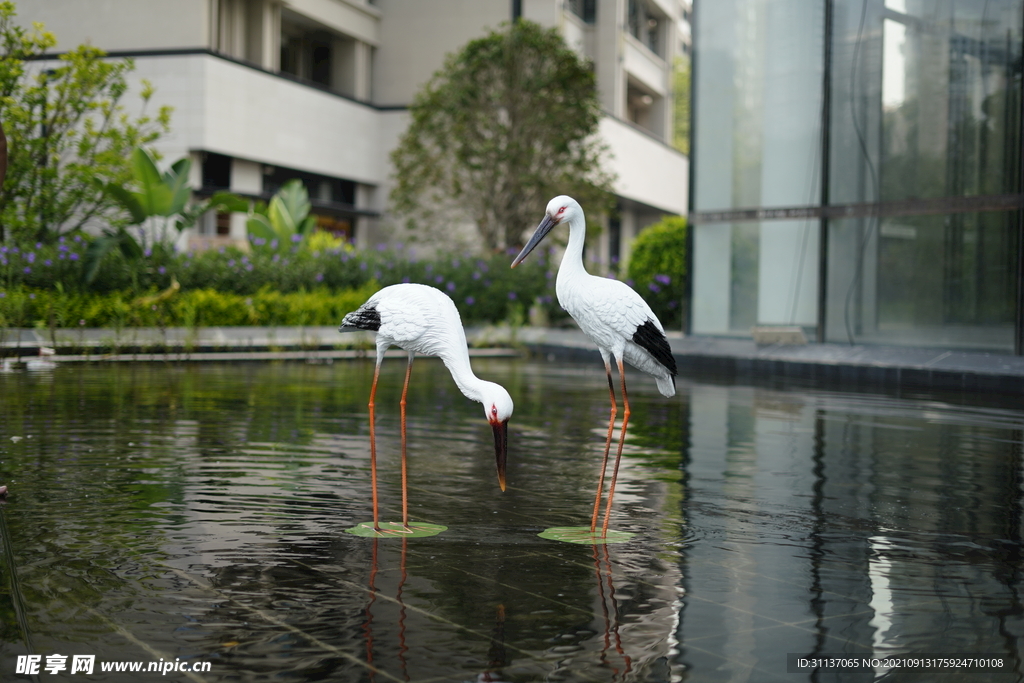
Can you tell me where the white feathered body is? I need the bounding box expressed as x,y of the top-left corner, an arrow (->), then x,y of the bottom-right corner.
341,283 -> 511,412
556,270 -> 676,397
543,197 -> 677,398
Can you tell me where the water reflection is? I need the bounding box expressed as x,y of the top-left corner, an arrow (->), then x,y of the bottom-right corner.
0,360 -> 1022,680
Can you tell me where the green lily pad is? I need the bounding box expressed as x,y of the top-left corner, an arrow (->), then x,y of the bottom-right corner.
538,526 -> 635,545
345,521 -> 448,538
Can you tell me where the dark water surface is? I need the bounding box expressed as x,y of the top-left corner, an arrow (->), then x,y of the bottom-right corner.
0,358 -> 1022,682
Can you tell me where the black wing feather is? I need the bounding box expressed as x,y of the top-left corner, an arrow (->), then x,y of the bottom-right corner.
340,304 -> 381,331
632,319 -> 677,375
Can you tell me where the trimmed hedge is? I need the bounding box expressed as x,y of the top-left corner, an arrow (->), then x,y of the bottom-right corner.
0,282 -> 380,329
1,237 -> 561,327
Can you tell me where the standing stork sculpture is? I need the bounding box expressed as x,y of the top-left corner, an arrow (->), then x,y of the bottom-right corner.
340,283 -> 513,537
513,196 -> 677,542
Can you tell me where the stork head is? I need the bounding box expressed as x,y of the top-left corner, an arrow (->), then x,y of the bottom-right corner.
481,382 -> 514,492
511,195 -> 580,268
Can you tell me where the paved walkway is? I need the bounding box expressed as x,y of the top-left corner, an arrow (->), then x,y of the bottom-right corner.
2,325 -> 1022,394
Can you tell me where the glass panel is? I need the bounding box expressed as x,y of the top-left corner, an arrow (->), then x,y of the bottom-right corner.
693,0 -> 824,212
830,0 -> 1024,204
826,211 -> 1019,351
692,220 -> 819,335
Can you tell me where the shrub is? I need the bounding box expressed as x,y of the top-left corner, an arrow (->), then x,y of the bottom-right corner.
0,237 -> 560,327
626,215 -> 687,329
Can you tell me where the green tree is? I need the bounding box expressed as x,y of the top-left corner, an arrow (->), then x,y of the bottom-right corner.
626,215 -> 687,329
390,19 -> 615,252
0,1 -> 171,244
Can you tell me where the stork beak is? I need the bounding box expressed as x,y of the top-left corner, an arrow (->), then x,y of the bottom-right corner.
491,418 -> 509,491
511,214 -> 557,268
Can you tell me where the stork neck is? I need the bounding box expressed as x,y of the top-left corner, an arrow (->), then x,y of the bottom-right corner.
440,347 -> 487,404
558,214 -> 590,282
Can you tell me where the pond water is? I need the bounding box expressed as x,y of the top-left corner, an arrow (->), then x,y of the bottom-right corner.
0,357 -> 1023,682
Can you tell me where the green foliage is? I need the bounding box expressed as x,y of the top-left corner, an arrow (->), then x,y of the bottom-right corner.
0,240 -> 560,327
247,179 -> 317,252
673,56 -> 690,155
390,19 -> 615,251
0,281 -> 380,328
0,1 -> 172,243
626,215 -> 687,329
87,147 -> 245,284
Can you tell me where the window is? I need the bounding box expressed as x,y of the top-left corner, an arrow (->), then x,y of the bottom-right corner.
566,0 -> 596,23
202,153 -> 232,190
628,0 -> 661,55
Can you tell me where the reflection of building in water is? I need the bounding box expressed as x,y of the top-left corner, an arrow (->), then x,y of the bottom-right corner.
680,379 -> 1024,676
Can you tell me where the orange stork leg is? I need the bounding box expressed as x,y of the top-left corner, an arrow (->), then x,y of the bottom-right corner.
399,352 -> 414,530
600,358 -> 630,537
590,358 -> 618,533
368,361 -> 383,531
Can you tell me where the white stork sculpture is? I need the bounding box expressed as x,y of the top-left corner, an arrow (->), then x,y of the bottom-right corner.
513,196 -> 677,539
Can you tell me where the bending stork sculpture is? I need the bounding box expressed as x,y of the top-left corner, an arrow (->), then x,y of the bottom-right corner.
512,196 -> 677,540
340,283 -> 513,537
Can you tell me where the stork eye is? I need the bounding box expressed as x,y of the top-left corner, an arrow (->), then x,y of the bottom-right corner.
491,405 -> 498,417
557,206 -> 566,215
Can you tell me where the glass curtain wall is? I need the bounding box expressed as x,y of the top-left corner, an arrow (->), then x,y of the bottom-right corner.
691,0 -> 824,336
827,0 -> 1022,350
692,0 -> 1024,352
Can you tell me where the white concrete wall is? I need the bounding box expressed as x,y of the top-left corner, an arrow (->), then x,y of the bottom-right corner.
15,0 -> 210,51
600,116 -> 688,215
372,0 -> 510,106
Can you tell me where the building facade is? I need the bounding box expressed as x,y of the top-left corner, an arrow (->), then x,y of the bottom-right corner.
690,0 -> 1024,354
17,0 -> 688,265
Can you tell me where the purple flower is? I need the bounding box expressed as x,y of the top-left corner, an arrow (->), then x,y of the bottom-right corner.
158,266 -> 166,275
28,293 -> 35,299
23,267 -> 31,274
44,259 -> 52,267
451,259 -> 460,268
434,275 -> 444,284
35,242 -> 42,250
70,253 -> 79,261
228,259 -> 235,267
465,296 -> 475,305
291,234 -> 302,243
402,276 -> 410,283
246,263 -> 254,272
508,291 -> 517,300
648,283 -> 661,293
376,243 -> 387,251
472,271 -> 481,280
654,274 -> 672,285
273,254 -> 281,263
315,273 -> 324,282
446,281 -> 456,292
0,292 -> 5,298
26,252 -> 36,263
254,237 -> 266,246
74,234 -> 83,242
58,253 -> 65,260
145,248 -> 152,257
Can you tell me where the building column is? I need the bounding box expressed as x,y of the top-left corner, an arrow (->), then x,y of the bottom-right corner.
230,159 -> 263,246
